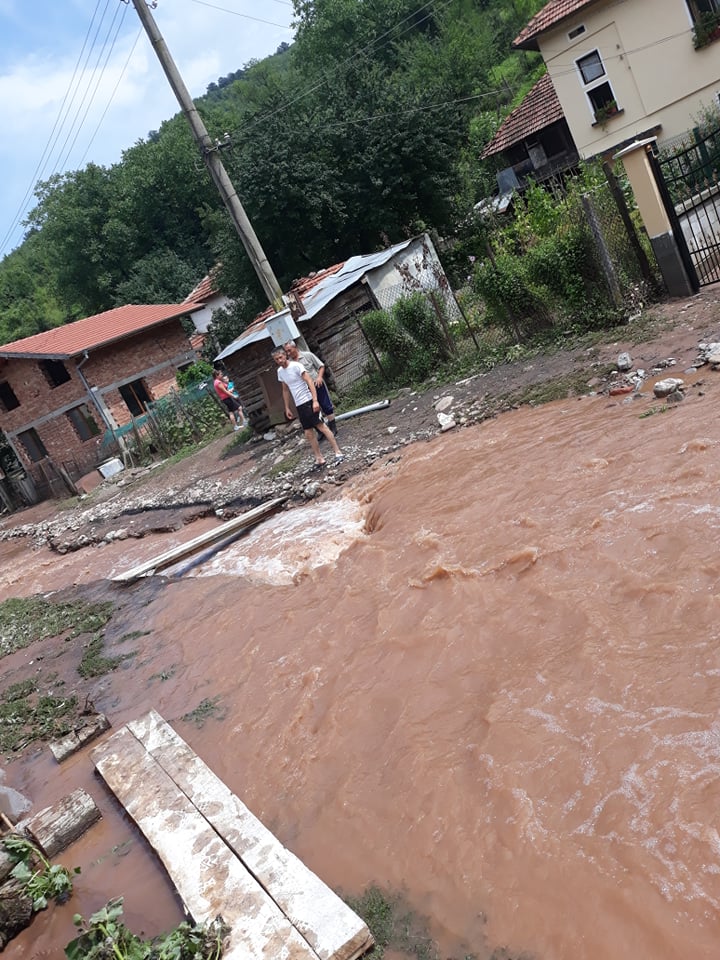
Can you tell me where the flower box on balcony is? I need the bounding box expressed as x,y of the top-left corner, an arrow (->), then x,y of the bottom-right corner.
693,11 -> 720,49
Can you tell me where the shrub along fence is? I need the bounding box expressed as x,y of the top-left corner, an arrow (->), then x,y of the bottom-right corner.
471,169 -> 661,342
121,383 -> 228,466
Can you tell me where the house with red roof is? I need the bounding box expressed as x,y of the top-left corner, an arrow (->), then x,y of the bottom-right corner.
512,0 -> 720,159
0,302 -> 201,500
480,72 -> 580,203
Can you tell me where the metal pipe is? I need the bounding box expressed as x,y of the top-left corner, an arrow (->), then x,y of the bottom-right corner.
335,400 -> 391,421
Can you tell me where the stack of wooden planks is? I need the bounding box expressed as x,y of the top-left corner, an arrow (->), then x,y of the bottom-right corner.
91,711 -> 373,960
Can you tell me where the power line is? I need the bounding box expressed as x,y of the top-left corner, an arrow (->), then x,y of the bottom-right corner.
52,0 -> 127,176
322,90 -> 506,131
78,28 -> 144,168
58,3 -> 130,172
191,0 -> 292,29
0,1 -> 107,255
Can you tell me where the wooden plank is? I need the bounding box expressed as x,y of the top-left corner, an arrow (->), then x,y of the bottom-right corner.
92,727 -> 319,960
127,711 -> 373,960
112,496 -> 288,583
49,713 -> 111,762
17,788 -> 101,859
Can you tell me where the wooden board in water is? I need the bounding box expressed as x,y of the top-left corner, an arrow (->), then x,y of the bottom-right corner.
127,710 -> 373,960
93,726 -> 318,960
112,496 -> 288,583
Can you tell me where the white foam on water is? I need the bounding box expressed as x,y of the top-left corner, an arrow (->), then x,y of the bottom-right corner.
172,498 -> 368,584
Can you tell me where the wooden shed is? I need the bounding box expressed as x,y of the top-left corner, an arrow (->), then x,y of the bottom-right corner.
216,234 -> 459,432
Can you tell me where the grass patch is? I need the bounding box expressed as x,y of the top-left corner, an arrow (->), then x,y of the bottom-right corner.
505,369 -> 599,407
346,886 -> 533,960
0,677 -> 78,754
0,597 -> 114,660
345,887 -> 438,960
149,664 -> 176,683
224,425 -> 253,448
116,629 -> 150,644
268,452 -> 303,477
78,634 -> 132,679
639,405 -> 669,419
181,696 -> 225,727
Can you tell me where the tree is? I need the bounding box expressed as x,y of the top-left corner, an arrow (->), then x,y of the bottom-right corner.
112,248 -> 199,306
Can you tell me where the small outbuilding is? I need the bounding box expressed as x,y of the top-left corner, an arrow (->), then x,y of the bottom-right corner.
216,233 -> 460,431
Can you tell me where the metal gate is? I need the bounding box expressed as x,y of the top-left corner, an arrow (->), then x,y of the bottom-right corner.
656,118 -> 720,287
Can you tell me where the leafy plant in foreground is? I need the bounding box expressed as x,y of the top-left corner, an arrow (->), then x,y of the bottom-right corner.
65,898 -> 229,960
2,834 -> 78,911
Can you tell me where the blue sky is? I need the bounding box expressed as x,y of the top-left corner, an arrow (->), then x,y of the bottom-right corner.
0,0 -> 295,257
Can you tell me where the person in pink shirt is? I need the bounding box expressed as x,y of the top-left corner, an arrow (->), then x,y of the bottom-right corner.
212,368 -> 245,431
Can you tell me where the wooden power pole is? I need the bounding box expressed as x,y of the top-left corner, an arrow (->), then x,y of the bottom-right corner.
128,0 -> 284,310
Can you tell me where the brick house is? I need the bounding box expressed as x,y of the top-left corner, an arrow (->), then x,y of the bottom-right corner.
512,0 -> 720,159
0,303 -> 200,500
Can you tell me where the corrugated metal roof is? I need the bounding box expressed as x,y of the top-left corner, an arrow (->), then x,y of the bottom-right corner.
216,240 -> 413,361
482,74 -> 564,158
0,303 -> 202,360
513,0 -> 599,50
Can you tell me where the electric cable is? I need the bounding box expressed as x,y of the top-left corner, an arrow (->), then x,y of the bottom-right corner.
58,3 -> 130,172
78,27 -> 144,168
53,0 -> 126,176
0,0 -> 106,256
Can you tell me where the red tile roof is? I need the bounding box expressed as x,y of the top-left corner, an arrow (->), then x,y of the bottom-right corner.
513,0 -> 599,50
482,74 -> 564,158
243,262 -> 346,334
184,270 -> 219,305
0,303 -> 201,360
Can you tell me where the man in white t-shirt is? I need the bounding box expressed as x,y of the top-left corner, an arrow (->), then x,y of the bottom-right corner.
272,346 -> 344,468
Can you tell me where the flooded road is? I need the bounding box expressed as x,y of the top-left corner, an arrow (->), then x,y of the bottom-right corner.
6,385 -> 720,959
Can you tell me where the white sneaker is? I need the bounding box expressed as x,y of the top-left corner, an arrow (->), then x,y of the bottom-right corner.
233,424 -> 242,431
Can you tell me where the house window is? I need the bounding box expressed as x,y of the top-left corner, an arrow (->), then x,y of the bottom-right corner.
67,404 -> 101,441
0,381 -> 20,412
687,0 -> 720,19
577,50 -> 605,84
568,24 -> 586,40
39,358 -> 71,388
119,378 -> 152,417
18,428 -> 48,463
576,49 -> 618,121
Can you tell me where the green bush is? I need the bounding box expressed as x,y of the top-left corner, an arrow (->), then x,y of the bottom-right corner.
472,251 -> 550,338
393,292 -> 451,364
360,292 -> 455,385
525,226 -> 597,314
176,360 -> 213,388
361,308 -> 421,382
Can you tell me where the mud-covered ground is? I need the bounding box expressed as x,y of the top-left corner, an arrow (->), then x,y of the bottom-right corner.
2,288 -> 719,553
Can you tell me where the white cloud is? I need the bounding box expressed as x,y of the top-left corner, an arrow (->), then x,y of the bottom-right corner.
0,0 -> 294,254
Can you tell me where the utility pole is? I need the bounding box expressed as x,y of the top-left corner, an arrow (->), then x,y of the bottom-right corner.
127,0 -> 284,310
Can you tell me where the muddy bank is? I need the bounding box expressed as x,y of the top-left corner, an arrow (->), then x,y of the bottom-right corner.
3,291 -> 719,553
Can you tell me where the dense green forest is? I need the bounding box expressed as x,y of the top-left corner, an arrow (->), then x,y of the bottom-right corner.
0,0 -> 546,348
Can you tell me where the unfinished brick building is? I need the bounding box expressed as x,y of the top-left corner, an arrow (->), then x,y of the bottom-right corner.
0,303 -> 200,501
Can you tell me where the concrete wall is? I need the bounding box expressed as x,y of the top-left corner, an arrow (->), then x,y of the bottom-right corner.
0,320 -> 196,472
366,234 -> 462,320
189,293 -> 231,333
538,0 -> 720,157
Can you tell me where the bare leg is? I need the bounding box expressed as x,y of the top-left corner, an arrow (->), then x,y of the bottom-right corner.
317,421 -> 341,456
304,429 -> 326,463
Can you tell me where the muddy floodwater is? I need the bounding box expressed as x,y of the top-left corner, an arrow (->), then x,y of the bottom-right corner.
6,386 -> 720,959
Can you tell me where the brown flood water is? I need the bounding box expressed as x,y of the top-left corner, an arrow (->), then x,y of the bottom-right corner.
6,387 -> 720,960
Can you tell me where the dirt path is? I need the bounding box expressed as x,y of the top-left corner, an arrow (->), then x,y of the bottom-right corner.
1,289 -> 719,552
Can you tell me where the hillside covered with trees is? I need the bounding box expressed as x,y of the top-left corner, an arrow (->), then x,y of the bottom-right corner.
0,0 -> 546,347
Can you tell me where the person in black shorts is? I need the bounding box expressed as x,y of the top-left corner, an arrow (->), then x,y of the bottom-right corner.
272,347 -> 344,467
212,368 -> 245,430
